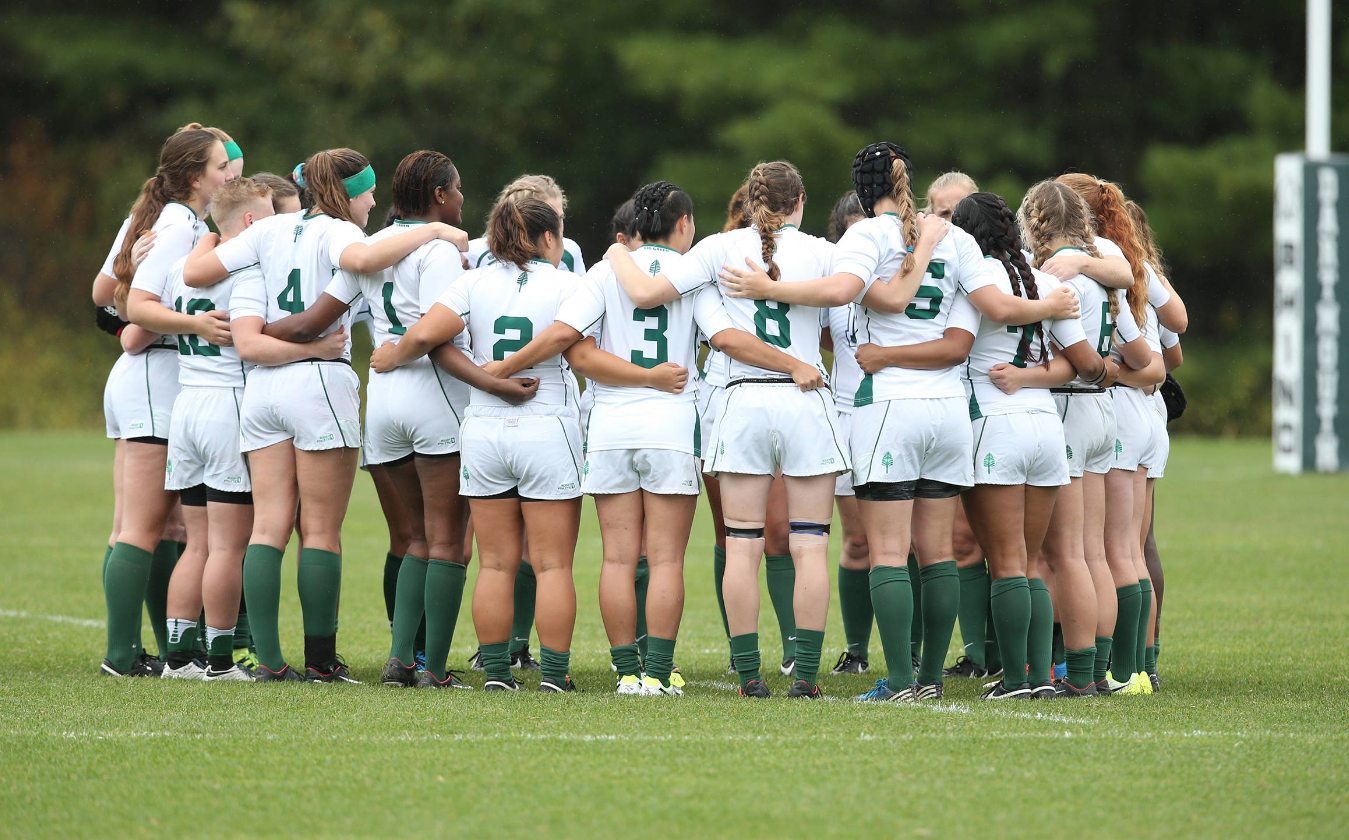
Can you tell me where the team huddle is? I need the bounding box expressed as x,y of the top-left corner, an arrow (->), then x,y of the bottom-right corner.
91,124 -> 1187,700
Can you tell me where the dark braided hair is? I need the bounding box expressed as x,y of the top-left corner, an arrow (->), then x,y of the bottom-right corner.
951,192 -> 1048,367
631,181 -> 693,243
852,141 -> 918,274
609,199 -> 638,242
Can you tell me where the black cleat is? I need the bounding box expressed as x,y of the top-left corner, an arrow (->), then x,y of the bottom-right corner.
538,675 -> 578,693
725,657 -> 738,676
739,679 -> 771,699
830,651 -> 870,675
306,658 -> 361,684
912,681 -> 944,701
779,657 -> 796,677
380,657 -> 417,687
1149,672 -> 1161,693
416,669 -> 472,689
911,653 -> 921,673
99,656 -> 159,678
1053,680 -> 1098,698
787,679 -> 821,699
979,681 -> 1033,700
483,675 -> 521,691
138,653 -> 166,676
943,655 -> 990,679
254,663 -> 304,682
511,647 -> 541,671
468,649 -> 486,671
1030,681 -> 1057,699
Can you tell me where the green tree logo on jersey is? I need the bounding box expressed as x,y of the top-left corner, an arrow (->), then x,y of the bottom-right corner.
1065,445 -> 1074,460
1114,439 -> 1123,459
293,225 -> 304,242
881,452 -> 894,473
649,259 -> 660,275
983,453 -> 996,474
516,271 -> 528,291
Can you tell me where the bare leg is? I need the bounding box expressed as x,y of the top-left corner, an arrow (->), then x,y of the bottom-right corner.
520,498 -> 582,654
596,491 -> 644,648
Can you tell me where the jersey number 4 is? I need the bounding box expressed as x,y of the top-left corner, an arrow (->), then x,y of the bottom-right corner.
631,305 -> 669,368
493,316 -> 533,360
175,297 -> 222,357
277,269 -> 304,314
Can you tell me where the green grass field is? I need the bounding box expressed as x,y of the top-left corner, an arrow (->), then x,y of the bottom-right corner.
1,433 -> 1346,839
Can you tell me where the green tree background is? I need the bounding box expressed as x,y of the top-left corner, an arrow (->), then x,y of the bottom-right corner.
2,0 -> 1342,434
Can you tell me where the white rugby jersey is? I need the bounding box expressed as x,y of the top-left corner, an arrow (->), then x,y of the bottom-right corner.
168,257 -> 253,389
438,259 -> 580,409
1039,246 -> 1141,388
699,348 -> 730,388
468,236 -> 586,275
130,202 -> 210,349
100,218 -> 132,277
664,225 -> 833,382
324,220 -> 468,351
219,211 -> 367,363
826,304 -> 862,413
947,264 -> 1078,417
836,214 -> 998,404
557,244 -> 734,453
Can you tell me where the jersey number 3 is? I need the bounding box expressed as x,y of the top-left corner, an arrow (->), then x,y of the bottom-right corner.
493,316 -> 533,361
631,305 -> 669,368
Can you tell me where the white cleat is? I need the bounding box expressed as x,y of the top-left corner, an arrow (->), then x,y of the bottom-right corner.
640,675 -> 683,696
204,664 -> 254,682
162,660 -> 207,680
615,674 -> 644,695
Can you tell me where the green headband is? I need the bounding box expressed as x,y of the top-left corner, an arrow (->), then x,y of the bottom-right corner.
223,141 -> 243,162
343,165 -> 376,198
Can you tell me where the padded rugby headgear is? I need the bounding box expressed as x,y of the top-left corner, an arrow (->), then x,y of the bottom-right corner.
852,142 -> 912,218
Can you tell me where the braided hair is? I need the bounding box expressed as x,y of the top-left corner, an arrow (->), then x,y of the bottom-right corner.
1058,174 -> 1149,327
952,192 -> 1047,366
631,181 -> 693,243
1018,180 -> 1113,323
745,162 -> 804,282
852,142 -> 918,273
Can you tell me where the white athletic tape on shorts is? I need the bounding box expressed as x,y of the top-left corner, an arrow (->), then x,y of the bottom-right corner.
0,609 -> 105,629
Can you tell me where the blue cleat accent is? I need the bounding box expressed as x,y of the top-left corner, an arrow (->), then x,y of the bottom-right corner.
854,678 -> 914,702
414,650 -> 427,673
1053,662 -> 1067,680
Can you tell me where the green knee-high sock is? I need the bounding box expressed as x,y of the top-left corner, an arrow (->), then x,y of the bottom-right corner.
242,545 -> 286,672
837,565 -> 874,659
1148,634 -> 1161,676
730,632 -> 761,688
610,643 -> 642,678
1136,579 -> 1153,677
907,552 -> 923,662
1065,647 -> 1097,690
414,614 -> 427,655
764,554 -> 796,661
382,552 -> 401,626
917,561 -> 959,684
989,576 -> 1031,690
1111,584 -> 1141,679
795,628 -> 826,688
297,549 -> 343,662
509,560 -> 537,655
646,637 -> 676,687
713,545 -> 731,654
956,563 -> 990,668
1027,578 -> 1054,686
102,544 -> 113,583
389,555 -> 428,663
234,588 -> 252,652
1052,622 -> 1066,667
634,556 -> 650,662
1093,636 -> 1113,685
145,540 -> 180,657
539,646 -> 570,686
480,640 -> 511,682
103,543 -> 154,671
985,596 -> 1003,674
869,564 -> 914,689
424,559 -> 467,680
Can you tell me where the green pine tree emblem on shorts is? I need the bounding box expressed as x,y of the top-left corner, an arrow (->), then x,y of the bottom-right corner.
582,461 -> 590,476
516,271 -> 528,290
719,441 -> 725,455
1114,439 -> 1123,459
983,452 -> 995,474
1065,444 -> 1074,460
650,259 -> 661,274
462,465 -> 469,481
881,451 -> 894,474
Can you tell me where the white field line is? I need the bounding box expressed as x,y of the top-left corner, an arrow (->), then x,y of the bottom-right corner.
0,609 -> 104,629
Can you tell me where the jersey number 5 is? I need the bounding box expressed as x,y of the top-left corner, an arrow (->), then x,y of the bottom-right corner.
754,300 -> 792,347
493,316 -> 533,361
631,305 -> 669,368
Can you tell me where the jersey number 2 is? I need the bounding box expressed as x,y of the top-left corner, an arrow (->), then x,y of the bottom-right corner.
493,316 -> 533,361
631,305 -> 669,368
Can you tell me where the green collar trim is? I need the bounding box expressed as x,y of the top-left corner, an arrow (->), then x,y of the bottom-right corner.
639,243 -> 679,254
1049,245 -> 1085,258
881,211 -> 898,217
781,223 -> 798,231
167,201 -> 198,220
393,219 -> 428,226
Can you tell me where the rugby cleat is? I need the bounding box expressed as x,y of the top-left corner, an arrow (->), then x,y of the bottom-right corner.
942,656 -> 989,679
615,674 -> 644,695
787,680 -> 821,699
306,658 -> 361,684
413,650 -> 427,673
380,657 -> 417,687
416,670 -> 471,689
779,657 -> 796,677
738,679 -> 771,699
640,675 -> 683,697
979,682 -> 1033,700
1136,672 -> 1154,696
483,675 -> 521,691
1053,680 -> 1098,698
830,651 -> 870,675
1149,672 -> 1161,693
511,647 -> 541,671
1053,662 -> 1068,680
1105,671 -> 1146,696
99,656 -> 160,678
204,663 -> 254,682
232,649 -> 259,675
253,663 -> 304,682
162,659 -> 207,680
854,679 -> 914,703
669,666 -> 686,689
911,681 -> 944,701
538,675 -> 578,693
725,658 -> 738,676
1030,682 -> 1057,699
468,649 -> 486,671
138,653 -> 165,676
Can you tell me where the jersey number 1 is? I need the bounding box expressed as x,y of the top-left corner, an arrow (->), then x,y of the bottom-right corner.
382,282 -> 406,335
175,296 -> 222,357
